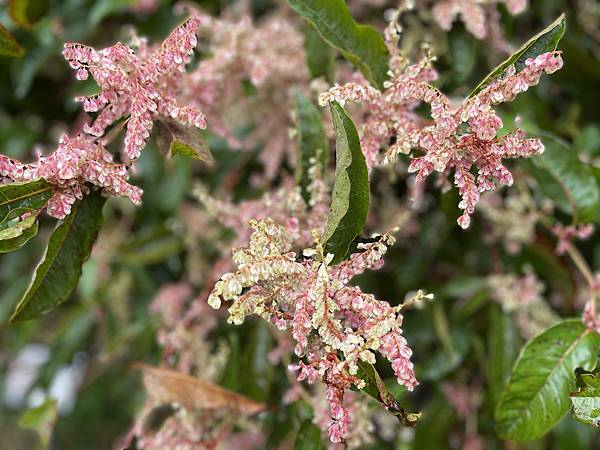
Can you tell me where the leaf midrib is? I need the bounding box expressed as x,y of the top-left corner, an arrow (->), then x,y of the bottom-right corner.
290,0 -> 381,83
0,185 -> 52,207
503,327 -> 590,435
12,200 -> 80,318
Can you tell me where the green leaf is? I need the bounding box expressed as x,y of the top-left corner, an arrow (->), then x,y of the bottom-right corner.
0,179 -> 52,224
118,227 -> 182,266
487,304 -> 519,408
495,320 -> 600,441
88,0 -> 135,26
10,191 -> 106,322
287,0 -> 389,89
19,398 -> 57,448
0,214 -> 39,253
294,420 -> 324,450
294,92 -> 329,202
570,369 -> 600,427
527,133 -> 600,223
304,24 -> 335,82
0,23 -> 24,57
321,101 -> 369,264
355,361 -> 421,427
469,14 -> 565,97
156,119 -> 214,164
9,0 -> 49,30
171,140 -> 212,162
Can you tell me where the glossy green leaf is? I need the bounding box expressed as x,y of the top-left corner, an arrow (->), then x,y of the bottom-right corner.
469,14 -> 565,97
0,23 -> 24,57
294,92 -> 329,202
9,0 -> 49,29
304,24 -> 335,82
0,179 -> 52,224
528,133 -> 600,223
156,119 -> 214,164
10,191 -> 106,322
321,101 -> 369,264
495,320 -> 600,441
570,370 -> 600,427
287,0 -> 389,89
0,214 -> 39,253
294,420 -> 324,450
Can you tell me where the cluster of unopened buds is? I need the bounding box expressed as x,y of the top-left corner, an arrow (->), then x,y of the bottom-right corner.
207,218 -> 431,442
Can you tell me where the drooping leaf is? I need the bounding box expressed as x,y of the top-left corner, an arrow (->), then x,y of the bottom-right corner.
287,0 -> 389,89
0,179 -> 52,224
156,119 -> 214,164
294,92 -> 329,202
321,101 -> 369,264
10,191 -> 106,322
0,23 -> 25,58
294,420 -> 325,450
527,133 -> 600,223
495,320 -> 600,441
9,0 -> 49,30
304,23 -> 335,82
469,14 -> 565,97
136,364 -> 267,415
570,369 -> 600,427
354,361 -> 421,427
0,214 -> 39,253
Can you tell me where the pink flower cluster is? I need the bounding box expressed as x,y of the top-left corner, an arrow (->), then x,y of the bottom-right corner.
551,222 -> 594,255
1,134 -> 141,218
194,177 -> 329,249
321,51 -> 563,228
350,0 -> 527,49
432,0 -> 527,40
583,298 -> 600,333
0,17 -> 208,219
207,219 -> 419,443
488,270 -> 558,339
180,10 -> 309,178
63,16 -> 206,161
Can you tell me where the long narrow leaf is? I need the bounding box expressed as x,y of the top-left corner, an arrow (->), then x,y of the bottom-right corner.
321,101 -> 369,264
11,191 -> 106,321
